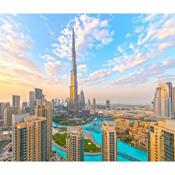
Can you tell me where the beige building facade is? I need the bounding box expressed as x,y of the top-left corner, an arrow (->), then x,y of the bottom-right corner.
148,120 -> 175,161
102,121 -> 117,161
12,115 -> 48,161
66,126 -> 84,161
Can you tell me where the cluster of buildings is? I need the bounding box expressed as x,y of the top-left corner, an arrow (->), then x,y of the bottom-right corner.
112,81 -> 175,161
115,119 -> 150,151
0,86 -> 52,161
1,28 -> 175,162
147,82 -> 175,161
12,98 -> 52,161
0,88 -> 46,128
64,30 -> 116,161
65,121 -> 117,161
0,29 -> 115,162
51,90 -> 85,113
87,98 -> 111,111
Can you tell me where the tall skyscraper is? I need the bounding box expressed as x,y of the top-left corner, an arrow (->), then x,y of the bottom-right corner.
173,87 -> 175,114
153,82 -> 173,119
148,120 -> 175,161
92,98 -> 96,110
35,88 -> 43,105
70,29 -> 78,113
12,95 -> 20,112
0,102 -> 12,127
35,102 -> 52,160
102,121 -> 117,161
106,100 -> 110,110
3,102 -> 11,127
66,126 -> 84,161
77,94 -> 80,111
12,114 -> 48,161
88,99 -> 91,110
79,90 -> 85,111
22,102 -> 27,112
0,102 -> 5,126
29,91 -> 35,109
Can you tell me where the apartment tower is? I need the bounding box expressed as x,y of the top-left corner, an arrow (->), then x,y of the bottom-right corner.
66,126 -> 84,161
148,120 -> 175,161
102,121 -> 117,161
35,102 -> 52,160
12,114 -> 48,161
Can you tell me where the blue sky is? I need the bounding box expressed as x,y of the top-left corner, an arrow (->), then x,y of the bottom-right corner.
0,14 -> 175,104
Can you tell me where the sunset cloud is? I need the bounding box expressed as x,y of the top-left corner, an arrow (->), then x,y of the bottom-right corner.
0,16 -> 66,98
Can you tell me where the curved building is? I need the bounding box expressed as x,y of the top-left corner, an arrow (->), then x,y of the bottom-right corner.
153,82 -> 173,119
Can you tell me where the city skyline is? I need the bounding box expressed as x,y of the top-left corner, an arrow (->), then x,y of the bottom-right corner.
1,14 -> 175,104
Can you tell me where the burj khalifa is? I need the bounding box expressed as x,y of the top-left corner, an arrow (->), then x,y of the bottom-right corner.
69,29 -> 78,112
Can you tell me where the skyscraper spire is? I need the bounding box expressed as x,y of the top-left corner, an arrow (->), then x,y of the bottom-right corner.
70,28 -> 78,113
72,28 -> 76,70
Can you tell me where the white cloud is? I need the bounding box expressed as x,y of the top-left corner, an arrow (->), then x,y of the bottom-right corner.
125,33 -> 131,38
52,14 -> 114,60
110,14 -> 175,73
77,64 -> 87,73
0,16 -> 66,89
113,58 -> 175,86
40,15 -> 48,21
117,46 -> 124,54
86,69 -> 112,84
39,14 -> 56,39
42,55 -> 63,79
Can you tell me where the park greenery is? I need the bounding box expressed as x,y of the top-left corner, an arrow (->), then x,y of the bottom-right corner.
53,133 -> 101,153
53,133 -> 67,148
84,139 -> 101,152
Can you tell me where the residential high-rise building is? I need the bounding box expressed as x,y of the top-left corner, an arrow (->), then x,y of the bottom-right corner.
29,91 -> 35,109
77,94 -> 80,111
66,126 -> 84,161
79,90 -> 85,111
0,102 -> 12,127
12,114 -> 48,161
102,121 -> 117,161
12,95 -> 20,112
65,97 -> 70,111
148,120 -> 175,161
35,102 -> 52,160
34,88 -> 43,105
106,100 -> 110,110
0,102 -> 5,126
70,29 -> 78,113
173,88 -> 175,114
22,102 -> 27,112
88,99 -> 91,110
3,102 -> 12,127
51,98 -> 58,108
92,98 -> 96,110
153,82 -> 173,119
42,94 -> 46,104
